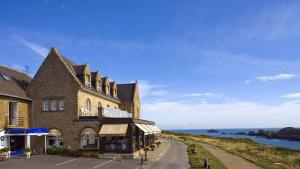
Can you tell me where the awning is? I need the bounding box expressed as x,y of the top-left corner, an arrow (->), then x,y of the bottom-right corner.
5,128 -> 26,135
49,129 -> 62,137
5,128 -> 49,135
27,128 -> 49,135
135,123 -> 151,135
152,125 -> 161,133
99,124 -> 128,136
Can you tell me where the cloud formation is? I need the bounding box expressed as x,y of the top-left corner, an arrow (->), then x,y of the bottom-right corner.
280,93 -> 300,99
256,73 -> 296,82
12,34 -> 48,58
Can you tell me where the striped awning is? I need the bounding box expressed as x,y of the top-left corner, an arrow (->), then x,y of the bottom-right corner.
135,124 -> 161,134
135,123 -> 151,135
99,124 -> 128,136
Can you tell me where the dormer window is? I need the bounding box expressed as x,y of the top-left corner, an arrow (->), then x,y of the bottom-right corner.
96,80 -> 101,92
85,74 -> 91,88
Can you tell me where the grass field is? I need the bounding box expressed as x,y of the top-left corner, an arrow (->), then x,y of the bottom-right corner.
162,131 -> 300,169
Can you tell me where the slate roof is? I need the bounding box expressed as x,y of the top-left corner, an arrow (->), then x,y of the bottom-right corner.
0,65 -> 31,100
117,83 -> 136,102
57,51 -> 121,102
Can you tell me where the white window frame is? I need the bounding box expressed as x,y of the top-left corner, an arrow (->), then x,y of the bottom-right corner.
43,100 -> 48,111
59,99 -> 64,111
51,100 -> 57,111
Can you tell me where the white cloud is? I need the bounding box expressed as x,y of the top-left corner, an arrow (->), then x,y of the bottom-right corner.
184,92 -> 223,99
142,100 -> 300,129
137,80 -> 169,98
256,73 -> 296,82
12,34 -> 48,58
151,90 -> 168,96
280,93 -> 300,99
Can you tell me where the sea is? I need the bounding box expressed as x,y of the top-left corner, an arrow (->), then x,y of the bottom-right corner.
168,128 -> 300,150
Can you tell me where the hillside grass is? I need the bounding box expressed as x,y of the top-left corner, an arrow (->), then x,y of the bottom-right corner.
162,131 -> 300,169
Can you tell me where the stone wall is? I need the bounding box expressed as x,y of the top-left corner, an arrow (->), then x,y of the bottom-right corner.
0,96 -> 30,130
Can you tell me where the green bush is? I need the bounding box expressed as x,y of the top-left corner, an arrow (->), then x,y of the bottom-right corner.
144,147 -> 150,152
47,147 -> 66,155
0,147 -> 9,153
47,147 -> 100,158
24,147 -> 31,152
150,144 -> 155,151
155,141 -> 161,147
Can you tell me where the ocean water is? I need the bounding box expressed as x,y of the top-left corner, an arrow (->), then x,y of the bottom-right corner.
168,128 -> 300,150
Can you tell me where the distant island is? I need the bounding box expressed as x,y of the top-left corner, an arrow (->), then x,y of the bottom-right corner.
207,129 -> 219,133
248,127 -> 300,141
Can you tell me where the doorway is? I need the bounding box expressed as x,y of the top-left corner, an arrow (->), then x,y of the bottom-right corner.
9,136 -> 25,156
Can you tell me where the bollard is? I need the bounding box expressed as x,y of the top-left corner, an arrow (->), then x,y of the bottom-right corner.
204,157 -> 208,168
141,156 -> 144,165
145,152 -> 148,161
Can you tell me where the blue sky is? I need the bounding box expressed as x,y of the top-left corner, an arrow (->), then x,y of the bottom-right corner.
1,0 -> 300,129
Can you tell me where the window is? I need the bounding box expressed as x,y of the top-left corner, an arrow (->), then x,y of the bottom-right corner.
0,72 -> 12,81
85,99 -> 91,115
43,100 -> 48,111
51,100 -> 57,111
80,128 -> 98,149
48,129 -> 63,147
97,102 -> 102,114
86,74 -> 91,88
59,99 -> 64,111
0,136 -> 4,146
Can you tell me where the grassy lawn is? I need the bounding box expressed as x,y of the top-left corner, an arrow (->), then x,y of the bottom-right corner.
162,133 -> 227,169
162,132 -> 300,169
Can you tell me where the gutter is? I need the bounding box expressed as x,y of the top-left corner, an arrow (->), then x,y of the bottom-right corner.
0,92 -> 32,101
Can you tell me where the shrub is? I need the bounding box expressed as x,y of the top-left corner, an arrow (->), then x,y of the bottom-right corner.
47,147 -> 66,155
24,147 -> 31,152
155,141 -> 161,148
144,147 -> 150,152
0,147 -> 9,153
150,144 -> 155,151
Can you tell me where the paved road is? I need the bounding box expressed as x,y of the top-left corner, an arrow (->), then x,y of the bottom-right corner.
200,143 -> 263,169
150,139 -> 190,169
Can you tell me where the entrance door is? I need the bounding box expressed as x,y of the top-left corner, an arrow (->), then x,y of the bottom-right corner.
10,136 -> 25,155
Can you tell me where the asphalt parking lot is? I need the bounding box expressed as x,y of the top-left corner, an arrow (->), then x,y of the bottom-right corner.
0,155 -> 151,169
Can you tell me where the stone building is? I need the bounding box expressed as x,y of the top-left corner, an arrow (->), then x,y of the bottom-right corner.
27,48 -> 160,158
0,65 -> 48,156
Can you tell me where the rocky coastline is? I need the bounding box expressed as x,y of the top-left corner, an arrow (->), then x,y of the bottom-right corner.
248,127 -> 300,141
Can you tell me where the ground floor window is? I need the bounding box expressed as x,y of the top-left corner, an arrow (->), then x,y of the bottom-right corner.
80,128 -> 98,149
103,136 -> 129,153
48,129 -> 63,147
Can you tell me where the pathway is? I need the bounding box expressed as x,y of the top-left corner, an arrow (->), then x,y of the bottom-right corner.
150,138 -> 190,169
200,143 -> 263,169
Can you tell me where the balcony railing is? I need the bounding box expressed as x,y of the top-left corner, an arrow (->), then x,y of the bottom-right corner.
79,106 -> 132,119
5,116 -> 24,127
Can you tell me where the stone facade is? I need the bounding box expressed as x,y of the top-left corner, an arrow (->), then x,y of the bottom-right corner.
27,48 -> 142,152
0,95 -> 30,130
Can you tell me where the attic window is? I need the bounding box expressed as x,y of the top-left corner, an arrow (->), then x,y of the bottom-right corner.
0,73 -> 12,81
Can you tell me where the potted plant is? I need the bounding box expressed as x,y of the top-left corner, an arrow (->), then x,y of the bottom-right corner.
149,144 -> 155,151
143,147 -> 150,161
155,141 -> 161,148
1,148 -> 10,158
24,147 -> 31,158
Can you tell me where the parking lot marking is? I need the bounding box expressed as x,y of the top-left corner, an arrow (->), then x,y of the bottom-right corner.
55,157 -> 81,166
92,159 -> 114,169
